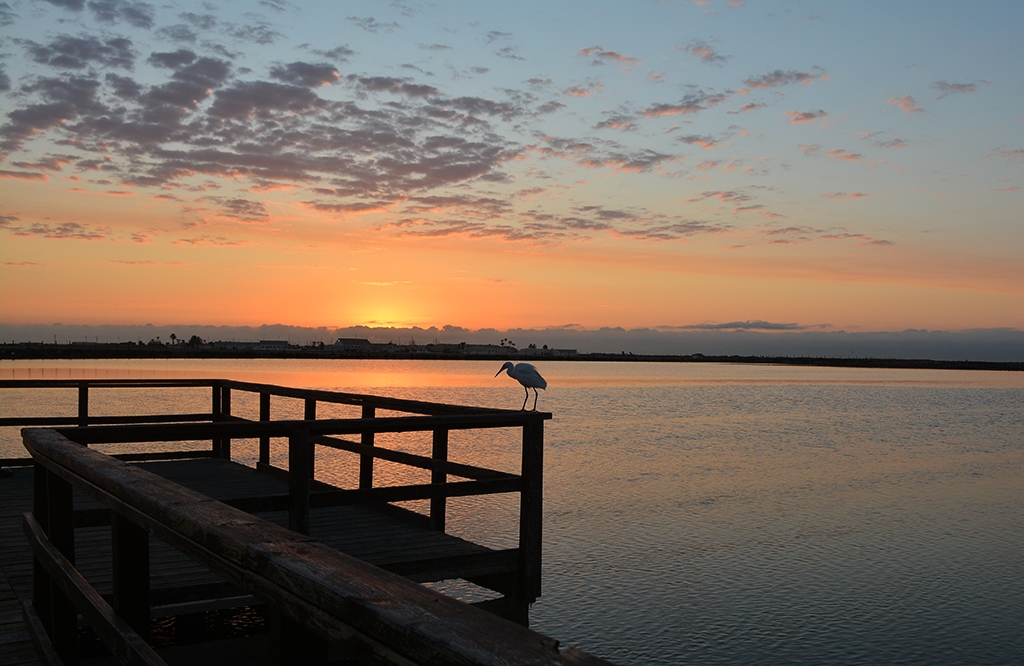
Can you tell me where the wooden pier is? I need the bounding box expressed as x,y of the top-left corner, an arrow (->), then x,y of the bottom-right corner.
0,379 -> 613,665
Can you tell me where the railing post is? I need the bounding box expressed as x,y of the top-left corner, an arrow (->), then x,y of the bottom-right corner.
430,428 -> 449,532
304,399 -> 316,478
359,404 -> 375,489
33,464 -> 77,664
518,417 -> 544,603
221,385 -> 232,460
288,429 -> 310,536
211,382 -> 222,456
259,392 -> 271,465
77,382 -> 88,427
112,512 -> 150,641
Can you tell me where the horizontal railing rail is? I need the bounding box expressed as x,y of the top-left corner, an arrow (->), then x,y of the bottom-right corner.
23,428 -> 610,665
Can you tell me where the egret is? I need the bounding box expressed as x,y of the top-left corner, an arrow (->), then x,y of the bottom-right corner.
495,361 -> 547,411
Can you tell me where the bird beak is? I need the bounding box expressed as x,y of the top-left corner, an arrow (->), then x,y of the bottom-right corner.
494,369 -> 503,377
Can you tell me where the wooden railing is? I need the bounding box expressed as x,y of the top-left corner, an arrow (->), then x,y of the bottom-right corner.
2,379 -> 547,601
23,427 -> 610,665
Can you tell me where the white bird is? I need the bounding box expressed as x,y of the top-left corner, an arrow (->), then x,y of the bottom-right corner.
495,361 -> 547,411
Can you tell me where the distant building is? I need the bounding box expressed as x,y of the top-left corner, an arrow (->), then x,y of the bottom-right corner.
464,344 -> 506,356
255,340 -> 292,351
333,338 -> 373,351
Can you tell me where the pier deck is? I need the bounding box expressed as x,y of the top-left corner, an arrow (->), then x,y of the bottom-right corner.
1,459 -> 510,617
0,379 -> 619,665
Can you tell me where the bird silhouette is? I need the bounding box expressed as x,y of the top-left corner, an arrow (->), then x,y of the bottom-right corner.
495,361 -> 547,411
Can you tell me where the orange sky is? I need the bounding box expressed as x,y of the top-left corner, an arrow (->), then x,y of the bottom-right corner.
1,1 -> 1022,335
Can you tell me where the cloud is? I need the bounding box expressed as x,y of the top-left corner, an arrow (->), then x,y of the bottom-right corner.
873,137 -> 911,149
578,46 -> 642,66
594,116 -> 638,132
932,80 -> 977,98
88,0 -> 155,29
685,190 -> 752,204
728,102 -> 768,114
3,220 -> 109,240
22,35 -> 136,70
346,75 -> 437,97
826,149 -> 862,162
677,134 -> 719,149
821,232 -> 893,247
565,83 -> 603,98
676,40 -> 728,64
785,109 -> 828,124
888,95 -> 924,114
642,91 -> 729,117
992,149 -> 1024,162
347,16 -> 399,33
227,22 -> 284,45
485,31 -> 512,44
742,68 -> 825,90
679,320 -> 804,331
823,192 -> 870,199
0,169 -> 48,180
268,60 -> 339,87
316,45 -> 355,62
494,46 -> 525,61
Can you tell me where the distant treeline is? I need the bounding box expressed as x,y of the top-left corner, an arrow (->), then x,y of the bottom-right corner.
1,341 -> 1021,371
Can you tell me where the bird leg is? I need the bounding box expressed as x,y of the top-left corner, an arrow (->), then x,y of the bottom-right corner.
521,386 -> 529,411
531,388 -> 539,411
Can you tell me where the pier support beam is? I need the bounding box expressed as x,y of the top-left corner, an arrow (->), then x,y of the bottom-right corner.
112,513 -> 150,641
32,465 -> 78,665
518,417 -> 544,603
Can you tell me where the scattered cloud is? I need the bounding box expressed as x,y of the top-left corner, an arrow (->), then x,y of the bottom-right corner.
677,134 -> 719,149
785,109 -> 828,124
679,320 -> 805,331
932,80 -> 977,98
0,169 -> 48,181
823,192 -> 870,199
642,91 -> 729,117
873,137 -> 912,149
676,40 -> 728,64
594,115 -> 638,132
728,102 -> 768,114
888,95 -> 924,114
565,82 -> 603,98
579,46 -> 642,66
742,68 -> 826,91
826,149 -> 862,162
346,16 -> 399,33
992,148 -> 1024,162
21,35 -> 136,70
3,220 -> 110,240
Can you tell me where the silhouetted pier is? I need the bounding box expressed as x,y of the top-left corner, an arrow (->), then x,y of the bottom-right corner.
0,379 -> 612,665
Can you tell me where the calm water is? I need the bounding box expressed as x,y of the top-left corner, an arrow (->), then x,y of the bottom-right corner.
2,359 -> 1023,665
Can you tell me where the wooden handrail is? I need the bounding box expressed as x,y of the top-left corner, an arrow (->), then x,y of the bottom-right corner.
56,412 -> 549,445
23,428 -> 611,665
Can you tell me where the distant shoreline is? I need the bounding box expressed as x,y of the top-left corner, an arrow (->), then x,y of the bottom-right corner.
1,343 -> 1020,371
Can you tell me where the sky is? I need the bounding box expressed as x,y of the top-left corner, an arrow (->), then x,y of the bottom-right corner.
1,0 -> 1023,355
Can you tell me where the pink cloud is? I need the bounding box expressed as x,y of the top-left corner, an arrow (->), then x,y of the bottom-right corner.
0,170 -> 48,181
826,149 -> 863,162
566,83 -> 603,97
785,110 -> 828,124
888,95 -> 924,114
823,192 -> 870,199
578,47 -> 641,65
